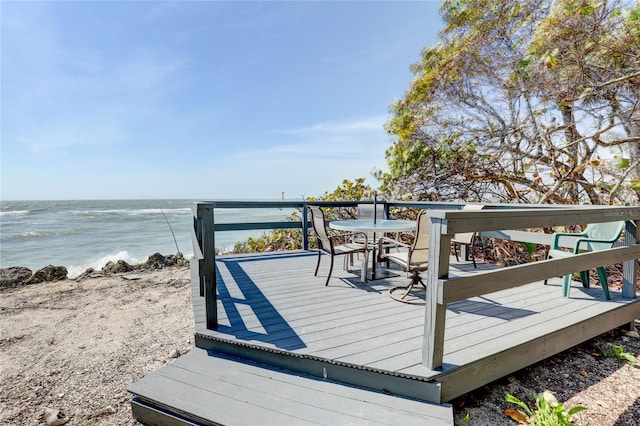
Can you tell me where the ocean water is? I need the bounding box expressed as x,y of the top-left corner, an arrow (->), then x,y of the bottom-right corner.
0,199 -> 294,278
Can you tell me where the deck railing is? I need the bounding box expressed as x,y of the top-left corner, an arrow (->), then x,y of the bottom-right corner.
422,206 -> 639,369
191,201 -> 639,366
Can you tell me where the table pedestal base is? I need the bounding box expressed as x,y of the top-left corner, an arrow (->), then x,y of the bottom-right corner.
367,267 -> 399,281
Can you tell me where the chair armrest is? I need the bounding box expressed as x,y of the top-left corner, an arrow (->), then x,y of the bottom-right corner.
573,237 -> 617,253
378,236 -> 410,254
551,231 -> 587,249
330,232 -> 368,246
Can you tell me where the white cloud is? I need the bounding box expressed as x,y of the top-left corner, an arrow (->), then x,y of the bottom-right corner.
280,115 -> 388,135
218,116 -> 391,164
195,115 -> 392,198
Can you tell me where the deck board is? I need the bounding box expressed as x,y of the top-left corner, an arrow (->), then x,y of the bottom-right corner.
193,251 -> 638,383
130,348 -> 453,426
130,250 -> 639,425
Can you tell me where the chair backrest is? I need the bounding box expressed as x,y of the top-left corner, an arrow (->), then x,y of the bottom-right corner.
308,206 -> 331,253
357,204 -> 388,221
451,204 -> 484,244
408,210 -> 430,266
583,221 -> 625,251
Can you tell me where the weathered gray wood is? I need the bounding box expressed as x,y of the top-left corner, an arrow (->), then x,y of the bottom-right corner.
194,251 -> 633,360
130,348 -> 453,425
202,206 -> 217,329
429,206 -> 639,234
369,285 -> 591,373
193,334 -> 444,405
440,245 -> 640,304
478,229 -> 554,245
435,299 -> 640,401
622,219 -> 639,299
443,295 -> 603,358
192,207 -> 205,297
131,398 -> 202,426
215,221 -> 304,231
423,217 -> 450,370
183,249 -> 640,411
478,229 -> 595,249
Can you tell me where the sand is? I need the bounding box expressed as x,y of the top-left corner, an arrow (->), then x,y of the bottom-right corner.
0,266 -> 193,425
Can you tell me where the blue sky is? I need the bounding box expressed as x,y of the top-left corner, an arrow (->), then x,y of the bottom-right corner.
1,1 -> 443,201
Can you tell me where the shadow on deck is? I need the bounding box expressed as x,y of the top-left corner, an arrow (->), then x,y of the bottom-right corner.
129,251 -> 640,425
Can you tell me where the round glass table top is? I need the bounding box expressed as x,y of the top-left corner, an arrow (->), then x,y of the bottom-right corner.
329,219 -> 416,233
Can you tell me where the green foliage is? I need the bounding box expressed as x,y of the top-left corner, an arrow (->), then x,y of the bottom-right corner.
599,343 -> 637,364
385,0 -> 640,206
616,158 -> 630,169
233,179 -> 379,254
505,392 -> 587,425
519,242 -> 538,260
230,211 -> 304,254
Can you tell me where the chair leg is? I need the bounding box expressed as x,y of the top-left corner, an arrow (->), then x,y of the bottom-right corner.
470,244 -> 477,268
596,266 -> 611,300
562,274 -> 572,297
544,255 -> 552,285
579,270 -> 590,288
314,251 -> 322,277
454,243 -> 460,262
325,255 -> 335,286
361,250 -> 368,283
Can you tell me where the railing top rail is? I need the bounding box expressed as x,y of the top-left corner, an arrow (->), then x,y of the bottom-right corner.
191,200 -> 638,234
192,199 -> 638,210
430,206 -> 639,234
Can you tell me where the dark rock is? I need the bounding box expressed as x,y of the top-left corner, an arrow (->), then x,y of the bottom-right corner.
102,260 -> 134,274
173,252 -> 189,267
0,266 -> 33,287
145,252 -> 167,269
75,268 -> 100,280
145,252 -> 189,269
25,265 -> 68,284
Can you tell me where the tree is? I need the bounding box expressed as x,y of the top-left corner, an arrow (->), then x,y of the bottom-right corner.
382,0 -> 640,205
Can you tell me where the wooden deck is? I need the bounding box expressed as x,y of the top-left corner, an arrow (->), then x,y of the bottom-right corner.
129,250 -> 640,425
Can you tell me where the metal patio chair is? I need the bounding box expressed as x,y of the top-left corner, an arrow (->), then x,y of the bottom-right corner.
352,203 -> 388,247
544,221 -> 625,299
350,203 -> 397,266
451,204 -> 484,268
308,206 -> 369,286
377,210 -> 430,304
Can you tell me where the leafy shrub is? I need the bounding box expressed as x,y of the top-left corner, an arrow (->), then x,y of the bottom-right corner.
505,391 -> 586,426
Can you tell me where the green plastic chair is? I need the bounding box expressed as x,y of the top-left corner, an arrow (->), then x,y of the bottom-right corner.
545,221 -> 625,300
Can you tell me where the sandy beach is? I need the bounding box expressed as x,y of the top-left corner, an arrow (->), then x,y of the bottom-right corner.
0,266 -> 193,425
1,264 -> 638,426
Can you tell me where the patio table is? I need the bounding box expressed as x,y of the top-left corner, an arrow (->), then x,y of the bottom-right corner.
329,219 -> 416,280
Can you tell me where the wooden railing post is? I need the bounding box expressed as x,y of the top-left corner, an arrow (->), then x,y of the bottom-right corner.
622,218 -> 639,299
193,208 -> 205,297
422,216 -> 451,370
302,202 -> 309,250
201,206 -> 217,329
